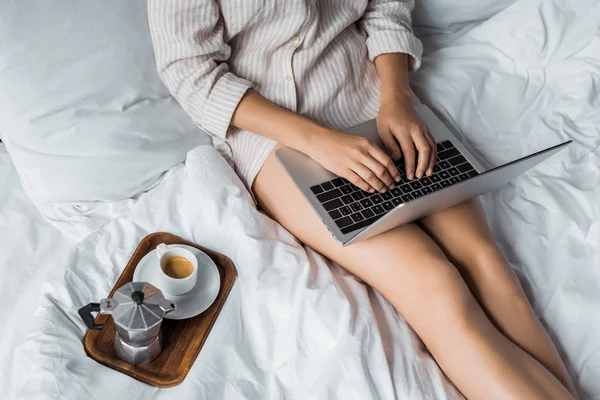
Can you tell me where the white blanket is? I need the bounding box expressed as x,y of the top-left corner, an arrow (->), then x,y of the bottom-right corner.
0,145 -> 73,394
7,0 -> 600,398
11,147 -> 460,399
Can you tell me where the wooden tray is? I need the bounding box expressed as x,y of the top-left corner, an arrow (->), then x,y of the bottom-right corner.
83,232 -> 237,388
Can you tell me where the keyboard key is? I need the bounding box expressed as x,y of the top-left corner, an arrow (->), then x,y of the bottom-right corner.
438,160 -> 451,170
438,148 -> 460,159
351,191 -> 365,201
450,177 -> 460,185
317,189 -> 342,203
340,214 -> 384,234
441,140 -> 454,150
459,173 -> 470,181
433,164 -> 441,173
468,170 -> 479,178
371,195 -> 383,204
362,208 -> 375,218
321,181 -> 334,191
382,201 -> 394,211
440,180 -> 451,188
409,181 -> 423,190
329,209 -> 342,220
420,177 -> 432,186
391,188 -> 402,197
350,212 -> 365,223
430,175 -> 441,183
421,186 -> 433,195
340,185 -> 354,194
439,170 -> 451,180
448,167 -> 460,176
350,202 -> 363,212
392,197 -> 403,206
323,198 -> 343,211
457,163 -> 472,173
431,183 -> 442,191
401,194 -> 413,202
341,195 -> 353,204
448,155 -> 467,166
340,206 -> 352,215
334,216 -> 353,229
399,184 -> 413,194
310,185 -> 324,195
332,178 -> 344,187
372,205 -> 385,215
412,189 -> 423,198
381,191 -> 393,200
436,142 -> 445,153
360,198 -> 373,208
341,178 -> 350,184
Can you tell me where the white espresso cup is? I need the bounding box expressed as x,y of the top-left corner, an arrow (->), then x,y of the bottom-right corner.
154,243 -> 198,296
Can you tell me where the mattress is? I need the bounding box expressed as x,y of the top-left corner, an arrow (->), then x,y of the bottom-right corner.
2,0 -> 600,398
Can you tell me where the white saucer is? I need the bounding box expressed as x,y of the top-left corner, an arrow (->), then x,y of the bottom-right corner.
133,244 -> 220,320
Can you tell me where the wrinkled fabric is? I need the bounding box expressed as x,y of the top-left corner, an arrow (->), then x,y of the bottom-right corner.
10,146 -> 460,400
3,0 -> 600,398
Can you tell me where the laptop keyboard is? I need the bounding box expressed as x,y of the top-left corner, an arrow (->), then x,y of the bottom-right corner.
309,140 -> 479,234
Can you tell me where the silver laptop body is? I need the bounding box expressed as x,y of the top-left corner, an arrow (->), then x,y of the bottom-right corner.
276,104 -> 570,246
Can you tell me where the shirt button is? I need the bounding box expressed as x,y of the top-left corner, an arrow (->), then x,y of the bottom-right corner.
292,35 -> 301,43
285,74 -> 293,81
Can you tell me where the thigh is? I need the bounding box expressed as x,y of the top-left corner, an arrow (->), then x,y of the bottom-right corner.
252,146 -> 475,330
418,200 -> 524,300
418,200 -> 498,265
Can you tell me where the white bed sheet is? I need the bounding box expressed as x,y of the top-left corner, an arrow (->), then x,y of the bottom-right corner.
0,145 -> 73,393
10,147 -> 460,400
3,0 -> 600,398
411,0 -> 600,395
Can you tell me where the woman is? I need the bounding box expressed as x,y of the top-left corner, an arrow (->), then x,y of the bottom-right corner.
148,1 -> 577,398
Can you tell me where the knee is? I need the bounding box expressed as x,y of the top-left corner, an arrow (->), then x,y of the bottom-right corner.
471,249 -> 530,304
414,258 -> 480,329
470,241 -> 507,272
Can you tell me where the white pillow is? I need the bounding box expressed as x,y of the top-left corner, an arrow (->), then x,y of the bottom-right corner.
0,0 -> 210,203
413,0 -> 517,31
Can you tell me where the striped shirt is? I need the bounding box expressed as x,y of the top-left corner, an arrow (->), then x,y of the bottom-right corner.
147,0 -> 422,190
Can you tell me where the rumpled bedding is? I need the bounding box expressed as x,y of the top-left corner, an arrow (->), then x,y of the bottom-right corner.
0,145 -> 73,394
4,0 -> 600,398
10,147 -> 460,399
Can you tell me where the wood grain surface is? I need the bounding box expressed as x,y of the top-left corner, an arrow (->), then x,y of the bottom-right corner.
83,232 -> 237,388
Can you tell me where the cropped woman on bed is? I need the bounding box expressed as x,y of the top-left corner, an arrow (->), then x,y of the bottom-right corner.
148,1 -> 577,398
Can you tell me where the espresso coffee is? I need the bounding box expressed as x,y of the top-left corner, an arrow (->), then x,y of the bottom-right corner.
162,256 -> 194,279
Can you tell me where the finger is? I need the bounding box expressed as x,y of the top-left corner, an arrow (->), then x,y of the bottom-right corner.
396,134 -> 417,180
423,129 -> 436,176
378,124 -> 402,161
344,170 -> 373,193
368,145 -> 401,184
361,153 -> 396,189
411,129 -> 431,179
352,162 -> 388,193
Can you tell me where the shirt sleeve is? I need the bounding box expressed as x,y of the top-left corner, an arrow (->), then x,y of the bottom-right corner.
147,0 -> 252,140
358,0 -> 423,71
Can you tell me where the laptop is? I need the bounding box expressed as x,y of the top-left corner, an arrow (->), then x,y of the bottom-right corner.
275,104 -> 571,246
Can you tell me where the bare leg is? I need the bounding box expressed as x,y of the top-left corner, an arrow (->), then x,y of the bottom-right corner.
252,147 -> 575,400
419,200 -> 578,397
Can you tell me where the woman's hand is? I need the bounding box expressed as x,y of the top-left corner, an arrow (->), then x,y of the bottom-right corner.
303,128 -> 401,193
377,96 -> 436,180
